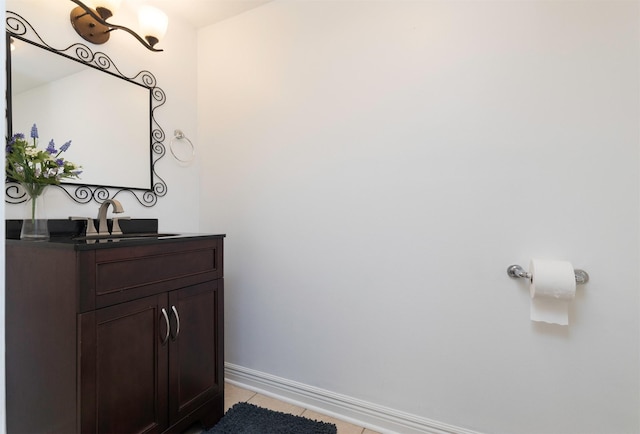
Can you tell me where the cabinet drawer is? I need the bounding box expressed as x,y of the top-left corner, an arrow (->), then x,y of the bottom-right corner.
82,238 -> 223,310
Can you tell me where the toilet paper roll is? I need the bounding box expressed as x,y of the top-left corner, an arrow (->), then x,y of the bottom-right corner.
529,258 -> 576,325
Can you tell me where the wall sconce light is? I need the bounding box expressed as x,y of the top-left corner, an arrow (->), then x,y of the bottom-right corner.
69,0 -> 168,52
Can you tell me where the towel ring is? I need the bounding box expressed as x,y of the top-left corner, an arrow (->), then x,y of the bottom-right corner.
169,129 -> 195,163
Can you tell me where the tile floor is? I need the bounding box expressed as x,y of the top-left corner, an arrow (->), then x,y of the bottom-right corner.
224,382 -> 381,434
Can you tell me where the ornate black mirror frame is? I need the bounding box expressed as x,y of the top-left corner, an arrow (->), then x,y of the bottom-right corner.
5,11 -> 167,207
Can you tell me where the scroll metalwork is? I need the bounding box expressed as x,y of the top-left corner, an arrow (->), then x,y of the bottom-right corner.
5,11 -> 167,207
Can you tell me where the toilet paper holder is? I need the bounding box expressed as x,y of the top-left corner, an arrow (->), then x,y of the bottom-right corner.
507,264 -> 589,284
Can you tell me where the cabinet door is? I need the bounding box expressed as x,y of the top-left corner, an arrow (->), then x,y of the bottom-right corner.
79,293 -> 169,434
168,279 -> 224,424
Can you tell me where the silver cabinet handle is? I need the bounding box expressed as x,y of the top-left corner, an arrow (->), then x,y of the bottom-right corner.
161,308 -> 170,345
171,305 -> 180,340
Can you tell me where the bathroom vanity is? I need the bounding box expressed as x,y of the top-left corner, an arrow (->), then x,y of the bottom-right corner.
5,226 -> 225,433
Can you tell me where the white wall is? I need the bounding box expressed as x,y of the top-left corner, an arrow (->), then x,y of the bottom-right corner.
198,1 -> 640,433
5,0 -> 201,233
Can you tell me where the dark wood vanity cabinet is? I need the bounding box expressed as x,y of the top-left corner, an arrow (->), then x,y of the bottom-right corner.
79,281 -> 223,434
6,236 -> 225,434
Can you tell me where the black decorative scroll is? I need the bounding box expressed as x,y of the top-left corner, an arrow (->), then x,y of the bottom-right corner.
5,11 -> 167,207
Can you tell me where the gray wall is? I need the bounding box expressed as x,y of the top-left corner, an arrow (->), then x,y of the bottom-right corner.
197,1 -> 640,433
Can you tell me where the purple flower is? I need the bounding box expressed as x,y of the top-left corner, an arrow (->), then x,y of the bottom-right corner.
6,144 -> 13,153
30,124 -> 38,139
8,133 -> 22,147
56,158 -> 64,166
46,139 -> 57,154
59,140 -> 71,152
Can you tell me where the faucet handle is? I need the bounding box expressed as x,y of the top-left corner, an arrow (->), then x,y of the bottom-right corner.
69,216 -> 97,236
111,216 -> 131,235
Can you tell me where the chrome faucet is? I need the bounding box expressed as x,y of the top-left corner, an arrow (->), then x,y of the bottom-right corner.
97,199 -> 124,235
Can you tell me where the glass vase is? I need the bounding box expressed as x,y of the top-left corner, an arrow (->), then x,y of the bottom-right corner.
20,183 -> 49,241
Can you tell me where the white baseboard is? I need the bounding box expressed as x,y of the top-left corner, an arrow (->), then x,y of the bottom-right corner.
225,363 -> 482,434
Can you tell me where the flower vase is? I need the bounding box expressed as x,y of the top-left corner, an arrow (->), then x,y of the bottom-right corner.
20,183 -> 49,241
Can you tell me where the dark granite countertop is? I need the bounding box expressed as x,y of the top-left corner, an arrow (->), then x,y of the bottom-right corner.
6,219 -> 225,250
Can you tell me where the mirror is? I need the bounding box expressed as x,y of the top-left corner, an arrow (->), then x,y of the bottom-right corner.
5,11 -> 167,206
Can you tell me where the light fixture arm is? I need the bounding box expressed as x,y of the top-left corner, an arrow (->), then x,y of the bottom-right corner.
69,0 -> 163,52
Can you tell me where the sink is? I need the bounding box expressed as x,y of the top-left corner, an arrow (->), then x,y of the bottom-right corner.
70,219 -> 175,242
73,233 -> 179,241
